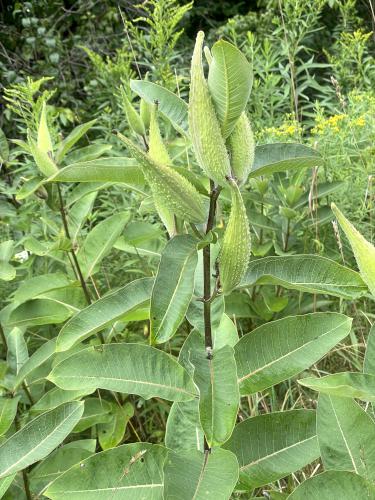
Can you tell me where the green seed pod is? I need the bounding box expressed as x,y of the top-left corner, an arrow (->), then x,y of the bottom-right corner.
228,112 -> 255,186
37,102 -> 53,154
148,105 -> 176,235
121,88 -> 145,137
219,181 -> 251,294
140,98 -> 151,130
149,104 -> 171,165
118,132 -> 206,224
189,31 -> 231,186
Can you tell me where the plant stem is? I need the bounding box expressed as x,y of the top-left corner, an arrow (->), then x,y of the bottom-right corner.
57,184 -> 92,305
202,182 -> 221,452
0,323 -> 7,355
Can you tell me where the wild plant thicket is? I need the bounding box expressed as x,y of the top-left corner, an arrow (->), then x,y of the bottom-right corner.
0,1 -> 375,499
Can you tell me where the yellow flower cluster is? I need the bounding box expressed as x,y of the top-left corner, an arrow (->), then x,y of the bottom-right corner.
311,113 -> 366,134
263,121 -> 301,138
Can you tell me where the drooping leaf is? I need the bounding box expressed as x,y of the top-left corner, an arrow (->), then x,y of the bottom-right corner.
287,470 -> 375,499
151,235 -> 198,344
317,394 -> 375,480
224,410 -> 319,490
236,313 -> 352,395
332,203 -> 375,297
130,80 -> 188,135
249,143 -> 323,178
56,278 -> 153,351
7,299 -> 73,327
0,397 -> 20,436
55,119 -> 97,163
14,339 -> 56,388
299,372 -> 375,401
165,399 -> 204,453
164,448 -> 239,500
13,273 -> 72,305
98,401 -> 134,450
240,255 -> 366,299
208,40 -> 252,138
178,330 -> 239,447
77,211 -> 130,278
49,343 -> 197,402
72,397 -> 112,432
48,157 -> 144,185
29,442 -> 94,496
44,442 -> 167,499
7,327 -> 28,374
0,401 -> 84,478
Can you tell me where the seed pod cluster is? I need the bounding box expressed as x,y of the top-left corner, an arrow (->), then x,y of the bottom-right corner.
228,112 -> 255,186
118,132 -> 206,224
219,181 -> 251,294
189,31 -> 231,186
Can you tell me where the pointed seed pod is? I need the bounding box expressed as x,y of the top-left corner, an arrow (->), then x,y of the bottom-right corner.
121,88 -> 145,137
189,31 -> 231,186
140,98 -> 151,130
219,181 -> 251,294
149,104 -> 171,165
148,104 -> 175,235
228,112 -> 255,186
37,102 -> 53,154
118,132 -> 206,223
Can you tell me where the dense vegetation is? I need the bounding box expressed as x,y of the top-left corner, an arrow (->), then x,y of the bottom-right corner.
0,1 -> 375,498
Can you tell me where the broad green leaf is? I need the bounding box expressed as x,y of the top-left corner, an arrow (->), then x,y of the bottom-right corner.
0,128 -> 9,163
0,397 -> 19,436
0,241 -> 15,281
213,313 -> 239,349
240,255 -> 367,299
294,181 -> 344,209
151,235 -> 198,344
15,175 -> 45,200
0,401 -> 84,478
55,119 -> 97,163
56,277 -> 153,351
77,211 -> 130,278
299,372 -> 375,401
7,299 -> 73,327
44,442 -> 167,499
249,143 -> 323,178
317,394 -> 375,479
29,443 -> 94,496
163,448 -> 239,500
7,327 -> 28,374
98,401 -> 134,450
130,80 -> 188,135
208,40 -> 252,138
30,140 -> 58,176
0,262 -> 15,281
37,102 -> 53,153
364,324 -> 375,375
73,397 -> 111,432
69,191 -> 97,244
223,410 -> 319,490
236,313 -> 352,395
48,157 -> 144,185
13,273 -> 71,304
49,343 -> 197,402
332,203 -> 375,297
15,339 -> 56,388
287,470 -> 375,499
178,330 -> 239,446
65,143 -> 112,164
199,345 -> 239,446
0,474 -> 15,498
165,399 -> 204,453
31,387 -> 93,413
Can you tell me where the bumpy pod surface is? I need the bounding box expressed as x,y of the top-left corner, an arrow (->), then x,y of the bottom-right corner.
148,105 -> 176,235
228,112 -> 255,186
188,31 -> 231,186
118,133 -> 206,224
219,182 -> 251,294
